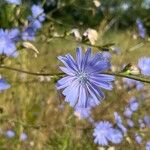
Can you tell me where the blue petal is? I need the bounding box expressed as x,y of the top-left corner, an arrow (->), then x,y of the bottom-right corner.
56,76 -> 75,90
88,53 -> 103,66
89,78 -> 113,90
59,67 -> 75,76
63,81 -> 79,107
108,129 -> 123,144
90,74 -> 115,81
77,85 -> 87,107
81,48 -> 91,70
76,47 -> 83,70
58,56 -> 77,72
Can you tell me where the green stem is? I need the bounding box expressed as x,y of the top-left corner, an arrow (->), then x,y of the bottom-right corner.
1,65 -> 150,83
105,72 -> 150,84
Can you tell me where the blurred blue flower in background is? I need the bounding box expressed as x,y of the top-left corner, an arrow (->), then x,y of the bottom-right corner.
135,133 -> 142,144
30,5 -> 46,30
101,52 -> 111,60
0,78 -> 11,91
0,29 -> 19,57
5,0 -> 21,5
8,28 -> 20,42
144,115 -> 150,127
129,97 -> 139,112
20,132 -> 27,141
138,118 -> 145,129
123,78 -> 143,91
22,27 -> 36,41
57,47 -> 114,109
146,141 -> 150,150
74,107 -> 91,119
127,119 -> 134,127
31,5 -> 45,19
136,18 -> 146,39
93,121 -> 123,146
22,5 -> 46,41
124,107 -> 133,118
111,46 -> 121,55
114,112 -> 127,135
138,57 -> 150,76
6,130 -> 15,138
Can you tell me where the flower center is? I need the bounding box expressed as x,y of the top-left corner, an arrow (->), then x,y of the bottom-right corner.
77,72 -> 88,84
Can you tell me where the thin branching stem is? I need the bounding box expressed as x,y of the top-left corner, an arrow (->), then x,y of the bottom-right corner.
1,65 -> 150,83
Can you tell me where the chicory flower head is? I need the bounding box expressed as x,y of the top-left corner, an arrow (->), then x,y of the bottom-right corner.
144,115 -> 150,127
138,57 -> 150,76
138,119 -> 145,128
0,78 -> 11,91
146,141 -> 150,150
31,5 -> 45,20
123,78 -> 143,91
93,121 -> 123,146
6,130 -> 15,138
74,107 -> 91,119
0,29 -> 19,57
129,97 -> 139,112
20,132 -> 27,141
127,119 -> 134,127
57,47 -> 114,109
5,0 -> 21,5
124,107 -> 133,118
135,133 -> 142,144
22,26 -> 36,41
29,5 -> 46,30
114,112 -> 127,135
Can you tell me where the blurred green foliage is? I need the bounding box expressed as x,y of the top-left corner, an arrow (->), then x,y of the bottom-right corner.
1,0 -> 150,31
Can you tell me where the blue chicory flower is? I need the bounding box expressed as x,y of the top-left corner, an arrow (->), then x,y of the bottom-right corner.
135,133 -> 142,144
136,18 -> 146,39
20,132 -> 27,141
101,52 -> 111,60
22,5 -> 46,41
138,57 -> 150,76
0,78 -> 11,91
123,78 -> 143,91
74,107 -> 91,119
129,97 -> 139,112
27,16 -> 42,30
111,46 -> 121,55
57,47 -> 114,109
124,107 -> 133,118
5,0 -> 21,5
29,5 -> 46,30
7,28 -> 20,42
0,29 -> 19,57
146,141 -> 150,150
22,27 -> 36,41
143,115 -> 150,127
114,112 -> 127,135
127,119 -> 134,127
6,130 -> 15,138
93,121 -> 123,146
31,5 -> 45,19
138,119 -> 145,128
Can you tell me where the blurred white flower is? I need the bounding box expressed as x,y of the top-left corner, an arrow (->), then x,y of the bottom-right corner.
69,28 -> 82,41
22,42 -> 39,54
93,0 -> 101,7
130,65 -> 140,75
83,28 -> 98,45
107,147 -> 115,150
